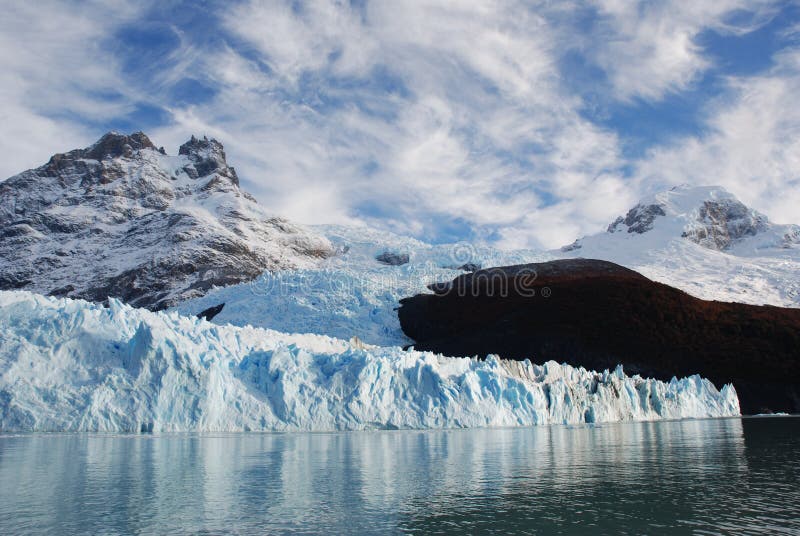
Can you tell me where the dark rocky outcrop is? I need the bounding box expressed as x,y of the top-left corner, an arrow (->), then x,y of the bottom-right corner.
179,135 -> 239,186
458,262 -> 481,272
607,203 -> 666,234
197,303 -> 225,321
84,131 -> 156,160
682,199 -> 770,250
376,252 -> 410,266
398,259 -> 800,415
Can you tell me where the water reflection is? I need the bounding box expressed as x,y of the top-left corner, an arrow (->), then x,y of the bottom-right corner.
1,418 -> 798,535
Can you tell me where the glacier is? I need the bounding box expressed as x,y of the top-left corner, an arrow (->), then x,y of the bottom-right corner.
175,225 -> 551,347
0,291 -> 739,432
176,186 -> 800,349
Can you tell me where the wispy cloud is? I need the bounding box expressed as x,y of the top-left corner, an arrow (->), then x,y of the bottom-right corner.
1,0 -> 798,249
0,0 -> 148,174
162,0 -> 631,248
586,0 -> 782,102
637,46 -> 800,225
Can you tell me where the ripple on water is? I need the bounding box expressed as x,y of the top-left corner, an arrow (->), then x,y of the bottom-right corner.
0,418 -> 798,535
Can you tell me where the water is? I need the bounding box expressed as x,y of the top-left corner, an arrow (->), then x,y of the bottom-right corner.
1,418 -> 798,535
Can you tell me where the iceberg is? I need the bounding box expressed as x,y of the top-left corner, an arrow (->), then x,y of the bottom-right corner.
0,291 -> 740,432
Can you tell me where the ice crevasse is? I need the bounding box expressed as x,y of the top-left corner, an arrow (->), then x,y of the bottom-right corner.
0,291 -> 740,432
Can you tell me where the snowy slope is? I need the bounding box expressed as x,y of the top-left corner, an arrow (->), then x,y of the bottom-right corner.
559,185 -> 800,306
0,132 -> 333,310
175,225 -> 548,346
0,291 -> 739,432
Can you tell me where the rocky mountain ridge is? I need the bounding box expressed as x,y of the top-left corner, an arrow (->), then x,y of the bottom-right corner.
0,131 -> 333,310
557,185 -> 800,307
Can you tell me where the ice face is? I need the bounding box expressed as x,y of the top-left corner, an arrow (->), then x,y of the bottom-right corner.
0,291 -> 739,432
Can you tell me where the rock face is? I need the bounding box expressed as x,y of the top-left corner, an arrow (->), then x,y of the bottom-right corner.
197,303 -> 225,321
398,259 -> 800,415
0,131 -> 333,310
681,199 -> 770,250
376,252 -> 410,266
555,186 -> 800,308
607,204 -> 666,234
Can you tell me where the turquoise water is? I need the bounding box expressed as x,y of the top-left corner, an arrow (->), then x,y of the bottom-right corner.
1,418 -> 798,535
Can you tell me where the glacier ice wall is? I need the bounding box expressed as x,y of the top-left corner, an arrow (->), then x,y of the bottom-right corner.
0,291 -> 739,432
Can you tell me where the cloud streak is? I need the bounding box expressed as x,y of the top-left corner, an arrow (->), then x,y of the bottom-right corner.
0,0 -> 148,174
587,0 -> 781,102
0,0 -> 798,249
637,46 -> 800,226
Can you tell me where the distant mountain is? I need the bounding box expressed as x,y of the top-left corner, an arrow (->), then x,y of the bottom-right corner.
569,185 -> 799,253
0,132 -> 333,310
557,185 -> 800,307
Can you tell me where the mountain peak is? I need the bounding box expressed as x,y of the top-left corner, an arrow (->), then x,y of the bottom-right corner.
178,135 -> 236,184
562,184 -> 797,255
603,185 -> 783,251
642,185 -> 741,212
0,131 -> 332,309
178,134 -> 224,156
84,131 -> 156,160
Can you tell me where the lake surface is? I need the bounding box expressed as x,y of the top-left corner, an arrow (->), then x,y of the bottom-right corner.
1,418 -> 798,535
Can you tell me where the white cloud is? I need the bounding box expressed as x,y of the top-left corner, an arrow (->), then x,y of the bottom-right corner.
206,1 -> 795,248
166,0 -> 628,249
225,0 -> 375,82
0,0 -> 148,177
588,0 -> 781,101
2,0 -> 798,252
636,47 -> 800,225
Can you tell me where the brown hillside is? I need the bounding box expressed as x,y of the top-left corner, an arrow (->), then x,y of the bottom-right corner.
398,259 -> 800,415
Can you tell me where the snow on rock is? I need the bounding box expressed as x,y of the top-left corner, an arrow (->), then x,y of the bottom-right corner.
0,291 -> 739,432
0,132 -> 333,310
602,185 -> 790,252
176,186 -> 800,348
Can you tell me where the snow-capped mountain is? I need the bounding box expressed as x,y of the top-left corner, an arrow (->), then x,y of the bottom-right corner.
558,185 -> 800,306
584,185 -> 798,253
0,132 -> 333,310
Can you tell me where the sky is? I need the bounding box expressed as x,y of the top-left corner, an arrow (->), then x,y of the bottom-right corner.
1,0 -> 799,249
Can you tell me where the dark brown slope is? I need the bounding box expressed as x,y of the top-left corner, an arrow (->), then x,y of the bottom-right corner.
398,259 -> 800,415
